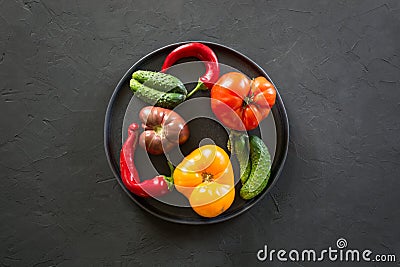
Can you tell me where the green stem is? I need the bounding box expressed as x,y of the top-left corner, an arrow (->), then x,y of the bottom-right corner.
164,175 -> 174,191
186,81 -> 208,98
167,161 -> 175,175
164,161 -> 175,191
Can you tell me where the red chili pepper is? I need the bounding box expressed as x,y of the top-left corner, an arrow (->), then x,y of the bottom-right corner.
120,123 -> 174,197
161,42 -> 220,98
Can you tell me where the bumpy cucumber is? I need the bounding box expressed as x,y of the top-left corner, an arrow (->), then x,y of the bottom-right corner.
229,131 -> 251,184
240,153 -> 252,184
240,135 -> 271,200
132,70 -> 187,95
130,79 -> 186,109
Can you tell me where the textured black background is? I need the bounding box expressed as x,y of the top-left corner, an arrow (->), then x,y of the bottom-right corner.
1,0 -> 400,266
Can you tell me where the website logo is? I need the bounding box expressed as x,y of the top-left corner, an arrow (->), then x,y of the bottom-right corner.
257,238 -> 396,263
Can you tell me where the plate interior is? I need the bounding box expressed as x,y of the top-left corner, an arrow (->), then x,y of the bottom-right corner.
104,42 -> 289,224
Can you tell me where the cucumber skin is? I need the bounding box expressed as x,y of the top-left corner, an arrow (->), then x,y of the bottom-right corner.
132,70 -> 187,95
241,158 -> 252,184
240,135 -> 271,200
130,79 -> 186,109
230,132 -> 251,184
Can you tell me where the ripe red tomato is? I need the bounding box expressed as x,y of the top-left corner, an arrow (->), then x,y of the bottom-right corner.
211,72 -> 276,131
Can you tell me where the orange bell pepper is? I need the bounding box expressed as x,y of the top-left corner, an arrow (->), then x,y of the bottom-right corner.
173,145 -> 235,217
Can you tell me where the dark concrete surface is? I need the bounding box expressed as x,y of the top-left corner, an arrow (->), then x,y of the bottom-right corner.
1,0 -> 400,266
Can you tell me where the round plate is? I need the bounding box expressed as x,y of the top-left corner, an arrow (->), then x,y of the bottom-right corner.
104,41 -> 289,224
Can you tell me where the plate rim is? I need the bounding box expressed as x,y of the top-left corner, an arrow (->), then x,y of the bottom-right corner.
104,40 -> 289,225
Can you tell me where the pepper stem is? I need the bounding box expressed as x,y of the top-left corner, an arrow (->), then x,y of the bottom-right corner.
167,161 -> 175,174
164,161 -> 175,191
186,80 -> 209,98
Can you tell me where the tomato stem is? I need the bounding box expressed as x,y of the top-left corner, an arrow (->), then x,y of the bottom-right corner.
243,79 -> 255,106
202,172 -> 214,182
153,125 -> 164,136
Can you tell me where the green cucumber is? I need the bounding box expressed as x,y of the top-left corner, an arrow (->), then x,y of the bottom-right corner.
240,153 -> 252,184
130,79 -> 186,109
240,135 -> 271,200
229,131 -> 251,184
132,70 -> 187,95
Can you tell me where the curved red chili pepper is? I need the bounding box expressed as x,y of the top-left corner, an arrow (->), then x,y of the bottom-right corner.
120,123 -> 173,197
161,42 -> 220,98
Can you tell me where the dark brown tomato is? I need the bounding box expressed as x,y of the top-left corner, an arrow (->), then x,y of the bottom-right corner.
138,106 -> 189,155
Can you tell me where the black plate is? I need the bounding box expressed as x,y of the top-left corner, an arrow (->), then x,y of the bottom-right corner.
104,41 -> 289,224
